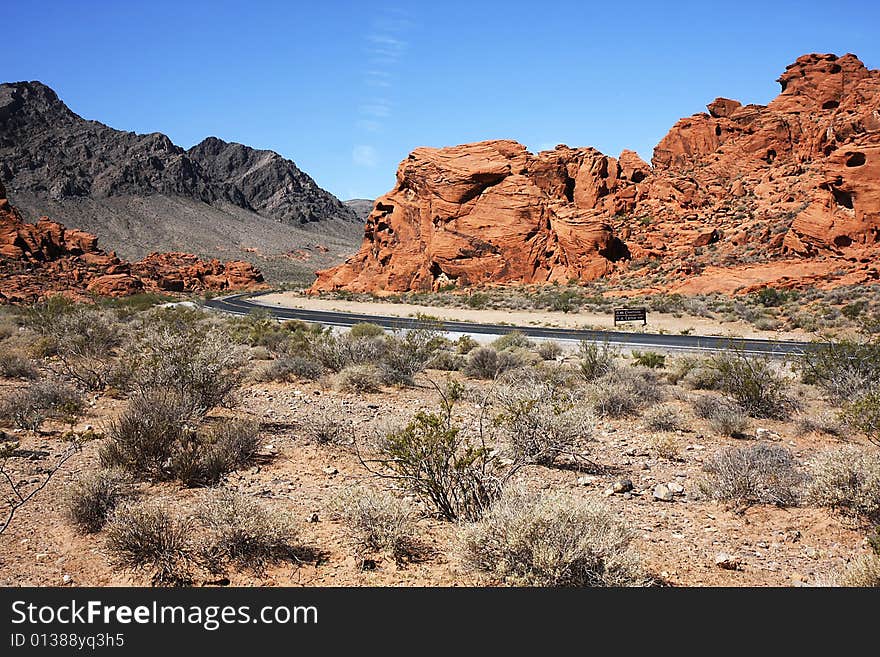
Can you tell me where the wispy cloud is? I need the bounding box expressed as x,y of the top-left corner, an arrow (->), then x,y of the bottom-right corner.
352,9 -> 412,169
352,145 -> 379,168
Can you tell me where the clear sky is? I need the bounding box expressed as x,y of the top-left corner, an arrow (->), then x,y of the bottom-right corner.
5,1 -> 879,201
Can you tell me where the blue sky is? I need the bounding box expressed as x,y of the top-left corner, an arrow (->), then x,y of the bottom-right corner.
5,1 -> 879,200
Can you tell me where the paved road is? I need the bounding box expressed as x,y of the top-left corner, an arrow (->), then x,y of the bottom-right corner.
205,292 -> 815,356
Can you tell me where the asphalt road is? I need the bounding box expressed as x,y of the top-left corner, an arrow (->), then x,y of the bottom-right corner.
205,292 -> 816,356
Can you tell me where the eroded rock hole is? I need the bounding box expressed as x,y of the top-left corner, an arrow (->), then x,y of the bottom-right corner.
831,187 -> 854,209
846,152 -> 866,167
715,125 -> 722,137
599,237 -> 631,262
829,63 -> 842,74
563,176 -> 575,202
822,100 -> 840,110
631,171 -> 647,184
764,149 -> 777,164
833,235 -> 853,248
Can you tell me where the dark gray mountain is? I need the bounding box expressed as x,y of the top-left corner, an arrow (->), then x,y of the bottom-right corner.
0,81 -> 362,283
343,198 -> 375,222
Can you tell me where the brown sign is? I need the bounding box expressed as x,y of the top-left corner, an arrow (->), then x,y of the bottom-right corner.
614,307 -> 647,326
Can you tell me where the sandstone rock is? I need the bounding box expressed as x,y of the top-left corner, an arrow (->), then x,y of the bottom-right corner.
312,53 -> 880,296
755,428 -> 782,441
0,180 -> 264,303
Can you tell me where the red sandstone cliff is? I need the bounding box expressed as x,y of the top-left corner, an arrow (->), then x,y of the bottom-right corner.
0,180 -> 264,303
313,53 -> 880,295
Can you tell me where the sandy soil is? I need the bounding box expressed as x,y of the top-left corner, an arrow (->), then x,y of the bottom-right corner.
0,366 -> 871,588
256,292 -> 812,342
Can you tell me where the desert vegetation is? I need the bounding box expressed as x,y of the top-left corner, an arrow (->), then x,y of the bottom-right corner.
1,296 -> 879,588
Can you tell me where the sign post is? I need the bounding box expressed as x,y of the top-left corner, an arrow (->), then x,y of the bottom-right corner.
614,307 -> 647,327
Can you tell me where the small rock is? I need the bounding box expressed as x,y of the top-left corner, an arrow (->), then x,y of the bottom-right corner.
612,478 -> 634,493
667,482 -> 685,495
307,512 -> 319,523
714,553 -> 739,570
653,483 -> 674,501
602,488 -> 615,497
576,475 -> 597,486
35,553 -> 49,561
322,466 -> 338,476
756,427 -> 781,441
62,575 -> 72,584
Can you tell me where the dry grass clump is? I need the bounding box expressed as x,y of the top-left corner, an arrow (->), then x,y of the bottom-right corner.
494,381 -> 594,466
463,346 -> 525,380
458,487 -> 646,587
255,356 -> 323,382
699,443 -> 804,507
643,403 -> 686,432
692,394 -> 749,436
100,389 -> 261,485
588,367 -> 664,418
197,490 -> 301,575
834,554 -> 880,587
577,341 -> 617,382
0,379 -> 84,431
536,341 -> 563,361
805,447 -> 880,521
105,501 -> 195,586
0,346 -> 38,379
64,469 -> 129,533
334,364 -> 383,393
335,487 -> 420,562
301,408 -> 351,445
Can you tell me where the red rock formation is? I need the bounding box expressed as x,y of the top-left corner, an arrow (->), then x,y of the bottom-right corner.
0,180 -> 264,303
313,53 -> 880,295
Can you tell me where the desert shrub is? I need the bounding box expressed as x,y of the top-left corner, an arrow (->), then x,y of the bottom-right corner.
577,341 -> 617,382
105,502 -> 195,586
459,487 -> 645,587
349,322 -> 385,338
681,363 -> 722,390
699,443 -> 804,506
426,350 -> 465,371
494,382 -> 593,466
692,395 -> 749,436
228,309 -> 291,350
0,347 -> 38,379
100,389 -> 199,477
309,332 -> 386,372
379,326 -> 442,386
794,412 -> 844,437
336,487 -> 418,561
0,379 -> 84,431
464,346 -> 499,379
301,409 -> 350,445
806,447 -> 880,521
799,338 -> 880,403
537,341 -> 563,361
64,469 -> 129,533
840,389 -> 880,446
632,350 -> 666,369
666,356 -> 699,385
256,356 -> 323,382
371,405 -> 514,521
649,432 -> 682,460
171,419 -> 262,487
0,318 -> 16,342
197,490 -> 300,574
589,367 -> 663,418
707,351 -> 797,419
455,335 -> 480,354
334,364 -> 383,393
41,307 -> 124,390
835,554 -> 880,587
643,403 -> 685,432
492,331 -> 532,352
126,316 -> 244,410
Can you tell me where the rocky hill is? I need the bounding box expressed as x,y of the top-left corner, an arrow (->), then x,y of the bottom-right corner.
0,81 -> 361,282
313,53 -> 880,295
0,179 -> 263,303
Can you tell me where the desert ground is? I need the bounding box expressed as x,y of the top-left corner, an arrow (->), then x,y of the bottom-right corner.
0,297 -> 878,588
